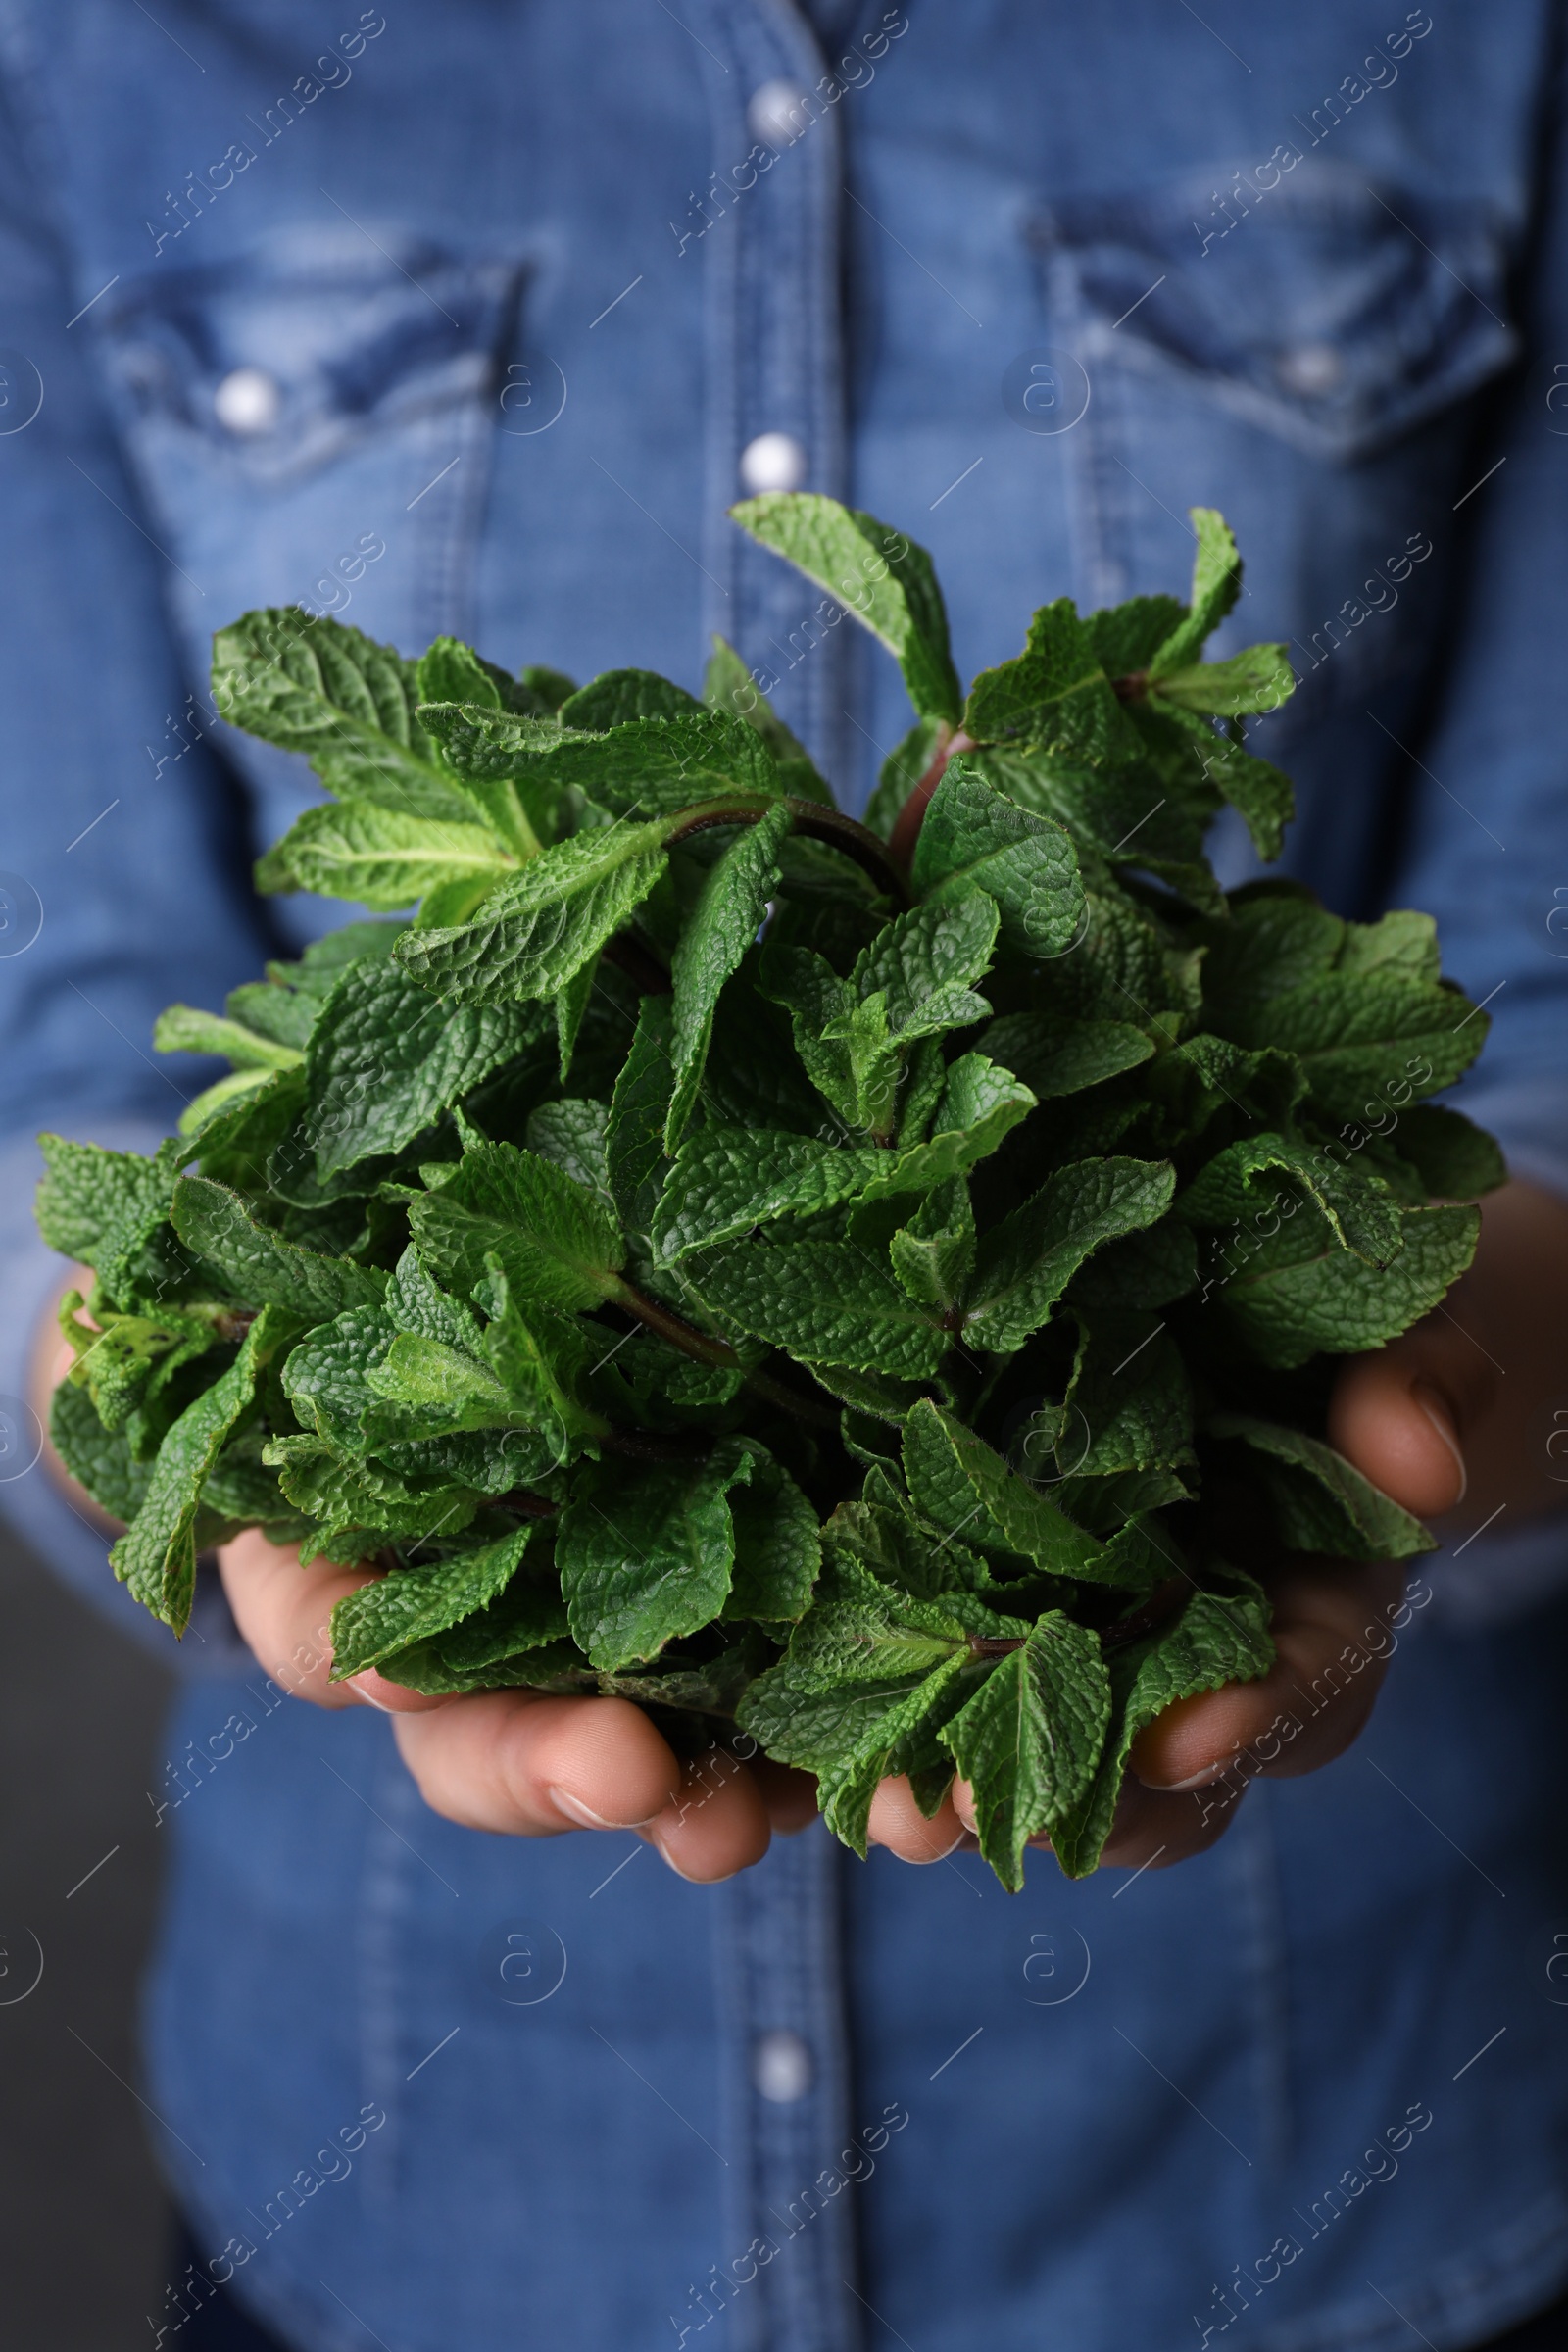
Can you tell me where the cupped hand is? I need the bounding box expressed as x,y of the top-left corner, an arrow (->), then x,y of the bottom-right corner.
216,1527 -> 817,1884
867,1176 -> 1568,1874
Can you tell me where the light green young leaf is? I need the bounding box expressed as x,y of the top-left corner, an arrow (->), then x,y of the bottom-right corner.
1148,508 -> 1243,673
730,493 -> 963,723
153,1005 -> 304,1071
257,802 -> 514,910
393,817 -> 672,1005
962,599 -> 1136,762
1152,643 -> 1294,717
559,669 -> 705,730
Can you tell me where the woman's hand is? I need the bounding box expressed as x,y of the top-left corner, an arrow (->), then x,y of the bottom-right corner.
216,1528 -> 818,1883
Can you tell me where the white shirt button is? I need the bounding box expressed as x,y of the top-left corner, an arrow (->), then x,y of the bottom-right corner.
754,2030 -> 813,2104
214,366 -> 282,435
1276,341 -> 1343,397
748,78 -> 811,148
739,431 -> 808,495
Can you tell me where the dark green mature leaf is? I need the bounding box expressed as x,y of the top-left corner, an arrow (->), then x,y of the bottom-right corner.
607,996 -> 677,1238
171,1177 -> 386,1317
408,1142 -> 624,1313
963,598 -> 1137,763
687,1236 -> 948,1379
36,1136 -> 177,1264
912,762 -> 1085,956
1052,1570 -> 1273,1876
1206,1412 -> 1435,1558
1390,1102 -> 1507,1199
730,494 -> 963,722
50,1379 -> 153,1526
963,1159 -> 1175,1352
557,1440 -> 756,1669
304,961 -> 552,1178
940,1616 -> 1111,1890
666,801 -> 793,1149
394,818 -> 671,1004
1178,1132 -> 1404,1268
1209,973 -> 1486,1124
1213,1201 -> 1480,1369
329,1525 -> 536,1678
109,1311 -> 276,1633
901,1403 -> 1111,1581
559,669 -> 704,730
726,1453 -> 821,1623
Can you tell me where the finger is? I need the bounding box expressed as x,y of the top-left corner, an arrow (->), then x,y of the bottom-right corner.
866,1774 -> 965,1863
217,1528 -> 447,1714
640,1747 -> 772,1882
1098,1774 -> 1241,1871
393,1690 -> 681,1837
1130,1560 -> 1405,1795
748,1757 -> 820,1837
1328,1342 -> 1484,1518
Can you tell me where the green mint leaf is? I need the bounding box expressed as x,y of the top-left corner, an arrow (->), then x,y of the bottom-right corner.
558,669 -> 705,729
889,1179 -> 975,1313
171,1175 -> 386,1317
666,801 -> 793,1149
50,1380 -> 153,1526
1210,973 -> 1490,1126
374,1571 -> 574,1695
962,598 -> 1136,762
557,1439 -> 756,1670
328,1524 -> 536,1679
1085,594 -> 1189,680
725,1451 -> 821,1623
939,1615 -> 1111,1891
910,762 -> 1086,956
685,1238 -> 948,1379
1390,1102 -> 1508,1199
1178,1132 -> 1405,1269
257,801 -> 515,911
1065,1312 -> 1197,1477
1214,1200 -> 1480,1369
981,1013 -> 1153,1101
1151,642 -> 1294,718
1148,508 -> 1243,673
901,1401 -> 1111,1581
211,610 -> 477,821
153,1004 -> 304,1071
1207,1411 -> 1435,1559
963,1158 -> 1175,1352
607,996 -> 677,1238
705,635 -> 833,805
36,1137 -> 176,1263
303,961 -> 551,1179
729,493 -> 963,723
109,1310 -> 276,1633
1052,1570 -> 1274,1876
408,1141 -> 624,1314
527,1099 -> 612,1204
392,818 -> 671,1005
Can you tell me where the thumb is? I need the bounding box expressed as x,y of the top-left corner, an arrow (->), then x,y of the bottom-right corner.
1326,1320 -> 1495,1520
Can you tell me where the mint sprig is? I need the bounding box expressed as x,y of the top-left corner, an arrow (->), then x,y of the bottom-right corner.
41,500 -> 1502,1886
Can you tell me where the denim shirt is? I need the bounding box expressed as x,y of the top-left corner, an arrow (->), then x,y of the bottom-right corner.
2,5 -> 1567,2347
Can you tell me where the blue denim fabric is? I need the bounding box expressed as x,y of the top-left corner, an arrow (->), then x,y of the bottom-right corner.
1,4 -> 1567,2346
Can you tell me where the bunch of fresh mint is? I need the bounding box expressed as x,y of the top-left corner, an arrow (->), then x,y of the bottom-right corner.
39,496 -> 1500,1886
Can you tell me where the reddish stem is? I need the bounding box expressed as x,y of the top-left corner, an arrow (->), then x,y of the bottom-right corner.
888,728 -> 973,874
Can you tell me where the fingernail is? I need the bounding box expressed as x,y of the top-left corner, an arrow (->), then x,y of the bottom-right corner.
911,1826 -> 967,1864
1138,1758 -> 1232,1793
547,1786 -> 661,1833
1412,1381 -> 1467,1504
648,1829 -> 737,1885
350,1681 -> 397,1714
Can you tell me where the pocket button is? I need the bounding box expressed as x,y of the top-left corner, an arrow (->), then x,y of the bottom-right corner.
214,366 -> 282,436
1275,341 -> 1344,398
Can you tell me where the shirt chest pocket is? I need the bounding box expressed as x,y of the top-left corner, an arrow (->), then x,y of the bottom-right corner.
92,230 -> 528,878
1028,163 -> 1519,722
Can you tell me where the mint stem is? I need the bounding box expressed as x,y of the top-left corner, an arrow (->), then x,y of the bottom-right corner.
666,795 -> 912,908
